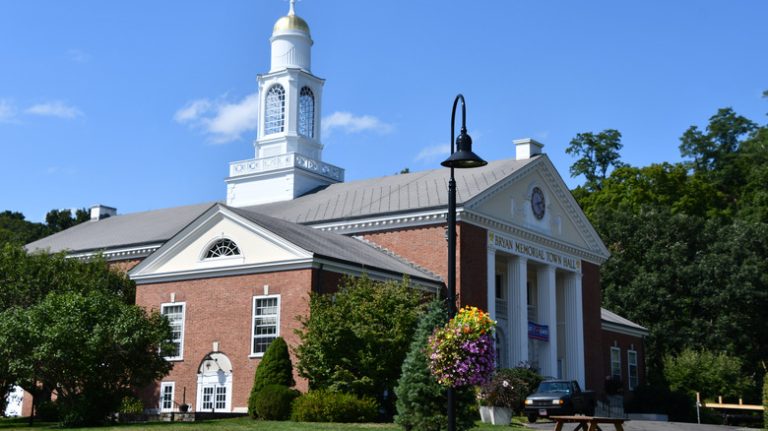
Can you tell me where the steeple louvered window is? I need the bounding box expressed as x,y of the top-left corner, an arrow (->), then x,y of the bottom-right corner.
298,86 -> 314,138
265,84 -> 286,135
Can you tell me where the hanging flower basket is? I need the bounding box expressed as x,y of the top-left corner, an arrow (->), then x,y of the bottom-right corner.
428,306 -> 496,388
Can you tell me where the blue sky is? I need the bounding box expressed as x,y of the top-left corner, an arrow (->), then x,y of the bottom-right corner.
1,1 -> 766,222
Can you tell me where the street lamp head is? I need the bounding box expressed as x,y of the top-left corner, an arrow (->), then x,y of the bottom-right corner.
441,127 -> 488,169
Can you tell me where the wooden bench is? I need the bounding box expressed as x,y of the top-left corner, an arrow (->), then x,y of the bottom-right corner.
550,415 -> 626,431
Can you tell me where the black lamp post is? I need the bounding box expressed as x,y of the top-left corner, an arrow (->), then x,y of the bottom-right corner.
441,94 -> 487,431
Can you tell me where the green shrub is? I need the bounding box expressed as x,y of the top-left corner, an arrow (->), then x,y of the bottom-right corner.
763,376 -> 767,430
119,396 -> 144,414
248,336 -> 295,418
295,275 -> 424,419
58,393 -> 114,427
480,367 -> 542,414
291,390 -> 378,423
504,366 -> 544,413
35,400 -> 60,422
394,300 -> 476,431
253,384 -> 299,420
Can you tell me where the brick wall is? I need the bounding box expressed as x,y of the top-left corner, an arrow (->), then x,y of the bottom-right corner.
135,270 -> 312,412
360,222 -> 488,310
581,261 -> 604,392
457,223 -> 488,310
361,224 -> 448,284
108,258 -> 143,273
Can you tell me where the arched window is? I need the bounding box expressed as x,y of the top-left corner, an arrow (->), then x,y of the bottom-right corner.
264,84 -> 285,135
298,86 -> 314,138
204,238 -> 240,259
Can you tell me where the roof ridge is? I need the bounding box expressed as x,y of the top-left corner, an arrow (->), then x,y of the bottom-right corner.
353,236 -> 444,282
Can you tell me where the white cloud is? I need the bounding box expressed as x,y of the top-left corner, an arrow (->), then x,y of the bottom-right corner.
415,144 -> 450,162
0,99 -> 16,122
322,111 -> 393,136
174,99 -> 212,123
174,93 -> 259,144
25,101 -> 83,119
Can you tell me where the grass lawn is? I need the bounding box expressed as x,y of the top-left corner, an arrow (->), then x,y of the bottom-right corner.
0,416 -> 530,430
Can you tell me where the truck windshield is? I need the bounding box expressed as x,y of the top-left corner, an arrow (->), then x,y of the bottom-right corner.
539,382 -> 571,393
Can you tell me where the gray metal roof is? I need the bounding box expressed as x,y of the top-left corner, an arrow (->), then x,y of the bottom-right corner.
246,157 -> 536,224
226,205 -> 441,282
601,308 -> 648,333
26,202 -> 217,254
25,158 -> 535,254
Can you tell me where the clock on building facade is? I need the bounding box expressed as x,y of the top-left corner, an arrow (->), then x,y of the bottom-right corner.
531,186 -> 546,219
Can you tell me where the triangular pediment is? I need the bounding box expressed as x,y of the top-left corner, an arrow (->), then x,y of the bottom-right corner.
130,204 -> 313,282
464,156 -> 609,262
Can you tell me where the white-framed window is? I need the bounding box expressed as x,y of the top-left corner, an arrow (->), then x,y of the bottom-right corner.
160,381 -> 175,412
298,86 -> 314,138
161,302 -> 185,360
627,349 -> 639,390
251,295 -> 280,357
204,238 -> 240,259
610,346 -> 622,379
495,273 -> 504,300
265,84 -> 285,135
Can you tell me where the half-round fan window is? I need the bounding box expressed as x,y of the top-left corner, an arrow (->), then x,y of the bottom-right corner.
205,239 -> 241,259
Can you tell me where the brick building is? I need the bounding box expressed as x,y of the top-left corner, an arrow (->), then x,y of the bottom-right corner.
21,2 -> 647,416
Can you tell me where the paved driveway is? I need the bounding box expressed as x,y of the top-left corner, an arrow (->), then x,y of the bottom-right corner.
526,419 -> 761,431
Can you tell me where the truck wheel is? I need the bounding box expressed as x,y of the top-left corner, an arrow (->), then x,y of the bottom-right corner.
586,402 -> 595,416
527,413 -> 538,423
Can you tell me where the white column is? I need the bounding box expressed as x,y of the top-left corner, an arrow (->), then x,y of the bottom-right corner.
508,257 -> 528,367
486,247 -> 496,321
537,265 -> 557,377
573,272 -> 586,387
564,273 -> 578,382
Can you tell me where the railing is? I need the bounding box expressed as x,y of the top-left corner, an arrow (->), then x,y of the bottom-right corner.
229,153 -> 344,182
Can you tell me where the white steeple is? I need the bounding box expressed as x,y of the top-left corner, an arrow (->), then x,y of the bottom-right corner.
226,2 -> 344,208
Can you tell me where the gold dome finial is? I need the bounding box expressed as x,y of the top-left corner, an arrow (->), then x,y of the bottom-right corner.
273,0 -> 310,35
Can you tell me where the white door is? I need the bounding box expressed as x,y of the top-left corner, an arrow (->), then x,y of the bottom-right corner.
196,370 -> 232,412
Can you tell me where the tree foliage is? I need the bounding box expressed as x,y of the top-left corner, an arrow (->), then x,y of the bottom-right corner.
566,129 -> 625,191
663,349 -> 751,399
0,208 -> 89,247
295,275 -> 425,419
395,300 -> 476,431
570,106 -> 768,393
0,244 -> 171,425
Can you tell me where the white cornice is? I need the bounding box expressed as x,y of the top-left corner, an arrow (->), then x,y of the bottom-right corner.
312,208 -> 452,234
69,244 -> 163,261
462,210 -> 607,265
601,322 -> 649,338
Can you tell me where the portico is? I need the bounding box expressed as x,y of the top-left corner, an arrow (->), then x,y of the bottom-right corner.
487,230 -> 585,388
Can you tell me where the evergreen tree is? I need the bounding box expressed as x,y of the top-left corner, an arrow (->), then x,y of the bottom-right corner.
247,336 -> 294,418
395,300 -> 475,431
